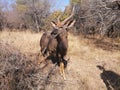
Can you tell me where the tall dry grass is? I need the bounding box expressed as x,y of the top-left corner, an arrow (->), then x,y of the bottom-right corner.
0,31 -> 41,54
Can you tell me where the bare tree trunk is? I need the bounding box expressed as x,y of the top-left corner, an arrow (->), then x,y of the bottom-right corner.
32,0 -> 40,32
34,13 -> 39,32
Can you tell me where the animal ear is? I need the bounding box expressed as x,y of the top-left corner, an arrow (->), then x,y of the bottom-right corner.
67,20 -> 76,28
51,21 -> 57,29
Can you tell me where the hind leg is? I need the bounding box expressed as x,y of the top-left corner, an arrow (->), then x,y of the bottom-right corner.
37,51 -> 45,65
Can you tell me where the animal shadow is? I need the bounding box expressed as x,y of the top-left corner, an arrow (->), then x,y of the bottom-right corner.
97,65 -> 120,90
46,55 -> 68,68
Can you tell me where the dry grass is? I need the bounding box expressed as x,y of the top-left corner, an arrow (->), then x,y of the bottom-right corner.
0,30 -> 120,90
0,31 -> 41,54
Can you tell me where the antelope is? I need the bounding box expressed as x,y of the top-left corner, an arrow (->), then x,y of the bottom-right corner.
40,7 -> 75,79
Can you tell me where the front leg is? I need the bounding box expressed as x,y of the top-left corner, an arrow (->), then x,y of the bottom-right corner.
60,61 -> 66,80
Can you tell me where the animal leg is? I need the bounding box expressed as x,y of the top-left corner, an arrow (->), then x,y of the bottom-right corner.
37,52 -> 45,65
60,62 -> 66,80
60,62 -> 63,76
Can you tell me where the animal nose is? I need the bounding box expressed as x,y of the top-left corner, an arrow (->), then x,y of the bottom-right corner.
59,27 -> 63,29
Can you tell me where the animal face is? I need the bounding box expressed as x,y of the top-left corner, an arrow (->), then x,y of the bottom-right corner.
51,6 -> 75,34
50,19 -> 75,41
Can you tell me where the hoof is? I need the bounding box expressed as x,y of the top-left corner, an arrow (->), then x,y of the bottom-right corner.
63,75 -> 66,80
